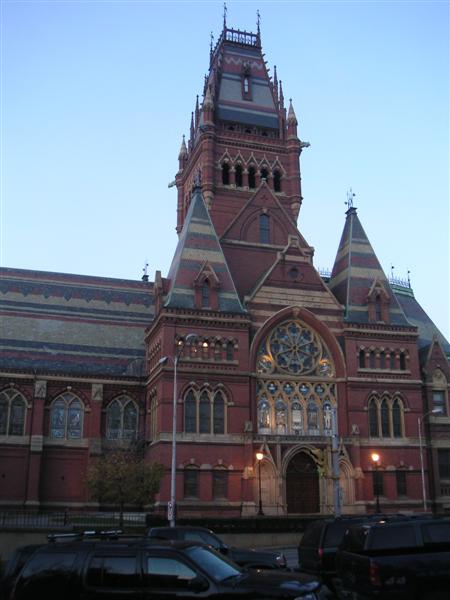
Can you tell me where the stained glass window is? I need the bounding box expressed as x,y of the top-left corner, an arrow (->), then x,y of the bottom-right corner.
0,388 -> 26,436
50,393 -> 84,440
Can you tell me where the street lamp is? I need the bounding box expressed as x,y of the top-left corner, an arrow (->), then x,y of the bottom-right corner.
371,452 -> 381,513
418,408 -> 442,512
256,451 -> 264,516
159,333 -> 199,527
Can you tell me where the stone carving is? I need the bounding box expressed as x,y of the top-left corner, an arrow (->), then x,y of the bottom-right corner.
34,380 -> 47,399
92,383 -> 103,403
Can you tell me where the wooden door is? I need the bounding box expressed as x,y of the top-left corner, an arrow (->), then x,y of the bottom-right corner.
286,452 -> 320,513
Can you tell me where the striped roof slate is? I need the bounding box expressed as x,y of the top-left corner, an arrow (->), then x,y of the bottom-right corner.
164,187 -> 246,313
217,42 -> 279,129
328,208 -> 409,325
0,267 -> 154,377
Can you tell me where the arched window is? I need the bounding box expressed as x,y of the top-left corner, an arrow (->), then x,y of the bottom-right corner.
199,391 -> 211,434
0,388 -> 26,436
273,170 -> 281,192
226,341 -> 234,361
369,398 -> 379,437
379,351 -> 386,369
359,349 -> 366,369
260,167 -> 269,182
275,398 -> 287,434
212,468 -> 228,498
432,368 -> 448,415
50,392 -> 84,440
389,352 -> 396,370
184,466 -> 199,498
213,391 -> 225,434
214,340 -> 222,361
375,296 -> 382,321
380,399 -> 390,437
222,163 -> 230,185
248,166 -> 256,189
243,76 -> 250,95
259,214 -> 270,244
392,398 -> 403,438
291,399 -> 303,433
235,164 -> 243,187
106,396 -> 138,440
307,399 -> 318,430
399,352 -> 406,371
201,280 -> 210,308
369,351 -> 376,369
258,398 -> 271,431
184,390 -> 196,433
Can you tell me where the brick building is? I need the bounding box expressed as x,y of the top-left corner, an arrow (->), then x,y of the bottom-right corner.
1,20 -> 449,516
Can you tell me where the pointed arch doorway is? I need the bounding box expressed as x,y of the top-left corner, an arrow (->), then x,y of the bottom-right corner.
286,451 -> 320,514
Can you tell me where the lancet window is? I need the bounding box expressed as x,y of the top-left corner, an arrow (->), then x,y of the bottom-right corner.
49,392 -> 84,440
0,388 -> 26,436
256,319 -> 337,435
105,395 -> 138,440
184,388 -> 227,434
367,394 -> 405,438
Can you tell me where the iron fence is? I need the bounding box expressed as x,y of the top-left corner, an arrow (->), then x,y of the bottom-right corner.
0,510 -> 147,530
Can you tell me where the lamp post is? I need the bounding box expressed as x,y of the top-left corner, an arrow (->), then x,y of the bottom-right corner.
418,408 -> 442,512
159,333 -> 198,527
371,452 -> 381,513
256,451 -> 264,516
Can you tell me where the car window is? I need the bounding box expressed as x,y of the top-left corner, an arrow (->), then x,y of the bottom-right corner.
340,527 -> 367,552
324,522 -> 363,548
145,556 -> 197,588
185,545 -> 240,583
17,552 -> 77,598
86,555 -> 138,588
422,522 -> 450,544
184,530 -> 221,549
300,523 -> 323,547
369,525 -> 417,550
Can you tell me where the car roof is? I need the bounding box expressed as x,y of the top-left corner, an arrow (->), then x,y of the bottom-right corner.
41,535 -> 213,552
149,525 -> 215,534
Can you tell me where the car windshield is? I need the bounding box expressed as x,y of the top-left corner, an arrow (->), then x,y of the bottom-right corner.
185,546 -> 242,583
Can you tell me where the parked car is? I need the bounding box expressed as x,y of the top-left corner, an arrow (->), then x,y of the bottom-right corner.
297,515 -> 383,593
1,531 -> 320,600
335,517 -> 450,599
147,525 -> 288,570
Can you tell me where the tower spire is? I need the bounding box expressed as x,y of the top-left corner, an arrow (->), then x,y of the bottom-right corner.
256,9 -> 261,43
273,65 -> 279,104
223,2 -> 227,30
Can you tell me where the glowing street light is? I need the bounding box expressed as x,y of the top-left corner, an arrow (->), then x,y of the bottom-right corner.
371,452 -> 381,513
256,451 -> 264,516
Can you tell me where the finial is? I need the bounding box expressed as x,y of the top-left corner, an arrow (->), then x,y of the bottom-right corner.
223,2 -> 227,30
287,98 -> 297,123
203,85 -> 214,109
257,9 -> 261,36
391,264 -> 395,280
178,134 -> 188,158
345,188 -> 355,209
210,31 -> 214,56
279,80 -> 284,109
407,270 -> 411,287
142,261 -> 149,282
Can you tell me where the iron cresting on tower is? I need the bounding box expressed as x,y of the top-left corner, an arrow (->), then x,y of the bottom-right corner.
0,16 -> 449,517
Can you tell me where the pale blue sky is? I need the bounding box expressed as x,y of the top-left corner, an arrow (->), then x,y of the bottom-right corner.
1,0 -> 449,339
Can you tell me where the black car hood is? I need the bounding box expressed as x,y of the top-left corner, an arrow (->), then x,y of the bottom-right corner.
221,569 -> 320,595
229,547 -> 281,560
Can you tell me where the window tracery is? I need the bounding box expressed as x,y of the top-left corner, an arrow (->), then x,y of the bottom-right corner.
50,392 -> 84,440
256,320 -> 336,435
0,388 -> 26,436
184,387 -> 227,434
105,395 -> 138,440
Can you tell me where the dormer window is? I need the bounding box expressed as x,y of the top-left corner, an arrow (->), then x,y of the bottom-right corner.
242,63 -> 252,100
201,280 -> 210,308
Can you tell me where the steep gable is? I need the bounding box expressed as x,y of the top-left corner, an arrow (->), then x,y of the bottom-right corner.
164,186 -> 245,314
328,207 -> 409,326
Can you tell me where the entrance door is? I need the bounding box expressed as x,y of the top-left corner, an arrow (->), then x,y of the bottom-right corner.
286,452 -> 319,514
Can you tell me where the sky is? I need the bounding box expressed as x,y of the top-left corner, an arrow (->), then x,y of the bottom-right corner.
1,0 -> 449,340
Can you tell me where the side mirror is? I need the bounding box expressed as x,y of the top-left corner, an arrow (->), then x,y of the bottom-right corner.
188,576 -> 209,592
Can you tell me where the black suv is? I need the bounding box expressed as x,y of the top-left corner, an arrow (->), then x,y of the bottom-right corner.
147,525 -> 287,570
2,531 -> 320,600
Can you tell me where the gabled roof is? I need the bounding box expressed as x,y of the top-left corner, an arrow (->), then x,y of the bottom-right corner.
393,284 -> 450,355
328,207 -> 409,325
164,187 -> 246,313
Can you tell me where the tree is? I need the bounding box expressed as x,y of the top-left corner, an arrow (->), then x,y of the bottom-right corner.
85,447 -> 164,526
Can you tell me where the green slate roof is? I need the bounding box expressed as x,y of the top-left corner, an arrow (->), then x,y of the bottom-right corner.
164,186 -> 246,313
